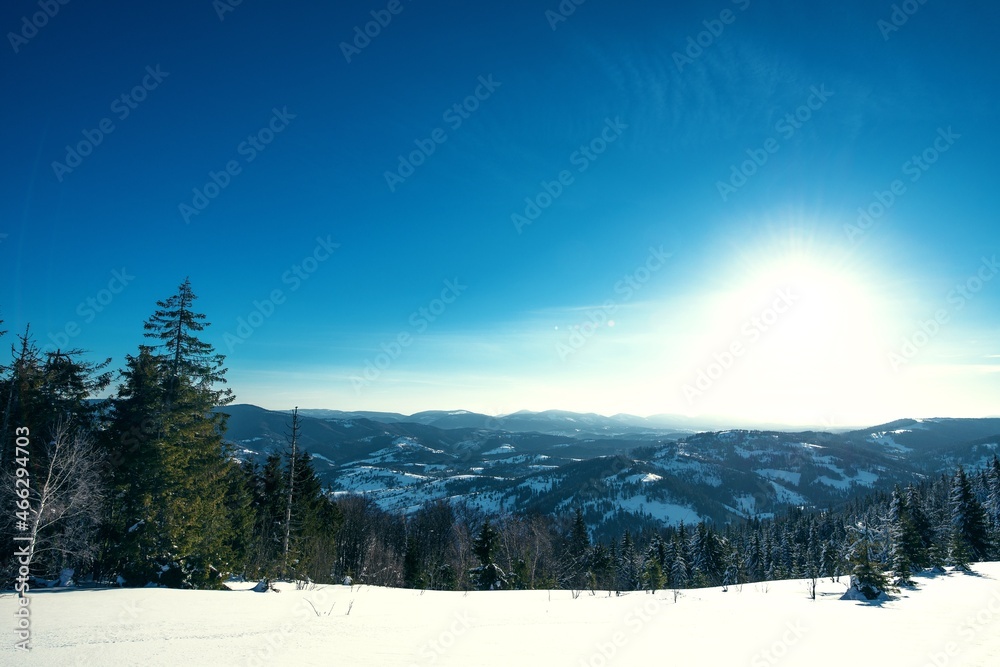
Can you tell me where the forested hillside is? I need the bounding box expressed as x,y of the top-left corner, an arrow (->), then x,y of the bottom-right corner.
3,282 -> 999,601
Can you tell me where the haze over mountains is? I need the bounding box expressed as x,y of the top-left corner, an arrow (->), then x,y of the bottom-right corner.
223,405 -> 1000,539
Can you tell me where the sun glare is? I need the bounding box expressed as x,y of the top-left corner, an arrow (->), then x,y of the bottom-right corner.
681,243 -> 899,426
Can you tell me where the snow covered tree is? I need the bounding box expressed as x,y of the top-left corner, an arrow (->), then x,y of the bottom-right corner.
845,521 -> 890,600
617,530 -> 640,591
564,507 -> 591,589
949,467 -> 991,570
985,456 -> 1000,557
819,540 -> 840,582
669,546 -> 689,590
471,519 -> 507,590
888,486 -> 918,585
721,547 -> 740,592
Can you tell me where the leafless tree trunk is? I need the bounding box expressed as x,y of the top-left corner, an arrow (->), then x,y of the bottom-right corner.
4,421 -> 105,579
281,407 -> 299,579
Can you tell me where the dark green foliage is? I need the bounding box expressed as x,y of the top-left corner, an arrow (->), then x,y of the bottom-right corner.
8,293 -> 1000,595
103,280 -> 236,588
471,519 -> 507,590
950,467 -> 991,570
847,522 -> 890,599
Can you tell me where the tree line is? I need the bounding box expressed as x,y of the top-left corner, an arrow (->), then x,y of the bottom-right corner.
2,280 -> 998,597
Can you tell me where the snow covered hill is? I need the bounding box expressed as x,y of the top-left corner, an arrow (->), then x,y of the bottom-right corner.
222,405 -> 1000,536
5,563 -> 1000,666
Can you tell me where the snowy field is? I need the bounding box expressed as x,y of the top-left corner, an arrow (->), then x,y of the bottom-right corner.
4,563 -> 1000,666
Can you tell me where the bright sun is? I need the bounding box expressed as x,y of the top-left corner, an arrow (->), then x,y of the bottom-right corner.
681,248 -> 898,427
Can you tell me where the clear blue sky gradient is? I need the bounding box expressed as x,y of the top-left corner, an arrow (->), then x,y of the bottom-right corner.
2,0 -> 998,426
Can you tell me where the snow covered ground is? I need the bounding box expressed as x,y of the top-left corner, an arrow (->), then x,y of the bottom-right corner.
4,564 -> 1000,666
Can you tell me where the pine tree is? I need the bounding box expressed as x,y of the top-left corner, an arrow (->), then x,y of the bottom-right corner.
224,459 -> 258,580
101,347 -> 168,583
286,450 -> 340,581
471,519 -> 506,590
566,507 -> 591,588
617,530 -> 640,591
143,278 -> 232,407
986,456 -> 1000,558
888,486 -> 916,585
670,549 -> 689,589
905,485 -> 933,569
642,556 -> 666,593
106,280 -> 237,588
721,546 -> 740,592
846,521 -> 889,599
949,467 -> 991,570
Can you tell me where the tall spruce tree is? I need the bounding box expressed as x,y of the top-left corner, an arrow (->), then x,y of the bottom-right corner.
888,486 -> 917,584
949,467 -> 991,570
106,280 -> 237,588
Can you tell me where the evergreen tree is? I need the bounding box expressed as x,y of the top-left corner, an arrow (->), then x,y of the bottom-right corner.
105,280 -> 237,588
888,486 -> 912,584
617,530 -> 640,591
642,555 -> 666,593
846,522 -> 889,599
589,542 -> 615,591
905,485 -> 933,569
143,278 -> 232,407
566,507 -> 591,588
986,456 -> 1000,557
471,519 -> 506,590
949,467 -> 991,570
669,549 -> 689,589
721,546 -> 740,592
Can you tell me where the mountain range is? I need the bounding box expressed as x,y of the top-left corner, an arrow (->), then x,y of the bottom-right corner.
221,405 -> 1000,538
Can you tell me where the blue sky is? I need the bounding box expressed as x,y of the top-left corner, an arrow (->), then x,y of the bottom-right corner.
2,0 -> 998,427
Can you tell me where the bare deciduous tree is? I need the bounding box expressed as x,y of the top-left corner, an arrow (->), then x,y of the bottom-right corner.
4,421 -> 106,580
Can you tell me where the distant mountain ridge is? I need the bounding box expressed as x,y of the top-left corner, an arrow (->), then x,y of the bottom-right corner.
288,407 -> 861,436
221,404 -> 1000,539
